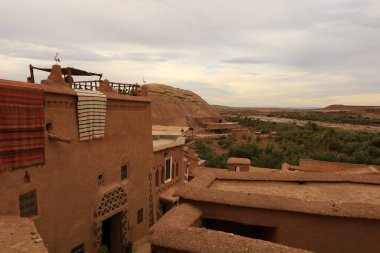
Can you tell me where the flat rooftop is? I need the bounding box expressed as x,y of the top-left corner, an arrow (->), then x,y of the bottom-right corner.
152,125 -> 187,152
152,125 -> 189,136
150,204 -> 311,253
153,137 -> 185,152
209,180 -> 380,206
176,168 -> 380,220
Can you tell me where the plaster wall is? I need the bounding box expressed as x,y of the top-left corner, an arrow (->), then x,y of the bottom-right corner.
226,163 -> 250,172
299,159 -> 380,172
152,146 -> 184,223
0,90 -> 153,253
190,201 -> 380,253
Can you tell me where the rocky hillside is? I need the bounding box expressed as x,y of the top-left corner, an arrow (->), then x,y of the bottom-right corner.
146,84 -> 220,126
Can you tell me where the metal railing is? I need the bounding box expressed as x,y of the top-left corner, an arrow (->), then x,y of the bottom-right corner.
72,80 -> 139,96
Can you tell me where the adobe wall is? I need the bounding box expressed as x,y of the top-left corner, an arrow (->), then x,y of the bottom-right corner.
183,141 -> 199,170
189,200 -> 380,253
205,122 -> 239,130
152,145 -> 184,222
0,86 -> 153,253
226,163 -> 250,172
231,128 -> 250,140
299,159 -> 380,172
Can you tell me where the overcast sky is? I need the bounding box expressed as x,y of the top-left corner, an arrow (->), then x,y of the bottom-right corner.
1,0 -> 379,107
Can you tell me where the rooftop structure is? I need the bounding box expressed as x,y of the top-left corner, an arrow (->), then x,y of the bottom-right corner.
150,204 -> 310,253
150,168 -> 380,253
0,64 -> 153,253
226,157 -> 251,172
296,159 -> 380,173
29,64 -> 141,96
152,125 -> 187,152
204,122 -> 239,130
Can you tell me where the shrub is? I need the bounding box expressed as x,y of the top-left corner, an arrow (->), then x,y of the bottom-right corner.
217,136 -> 235,148
228,143 -> 260,160
371,136 -> 380,148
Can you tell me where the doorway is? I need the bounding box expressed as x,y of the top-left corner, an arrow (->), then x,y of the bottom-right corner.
102,212 -> 123,253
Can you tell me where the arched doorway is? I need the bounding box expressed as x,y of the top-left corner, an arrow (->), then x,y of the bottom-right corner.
94,185 -> 128,253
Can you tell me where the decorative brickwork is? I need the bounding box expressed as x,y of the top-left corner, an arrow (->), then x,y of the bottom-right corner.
148,172 -> 154,226
121,210 -> 128,246
94,187 -> 128,251
95,187 -> 127,217
95,222 -> 102,250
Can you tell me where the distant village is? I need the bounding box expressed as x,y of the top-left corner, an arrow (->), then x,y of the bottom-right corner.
1,64 -> 380,253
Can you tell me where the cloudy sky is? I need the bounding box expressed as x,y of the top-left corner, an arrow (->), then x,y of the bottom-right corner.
1,0 -> 379,107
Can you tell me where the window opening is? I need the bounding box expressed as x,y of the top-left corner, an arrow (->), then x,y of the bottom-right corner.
137,208 -> 143,224
164,157 -> 172,183
121,163 -> 128,180
19,190 -> 38,217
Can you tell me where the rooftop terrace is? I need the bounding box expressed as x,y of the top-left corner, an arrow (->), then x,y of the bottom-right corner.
29,64 -> 140,96
176,168 -> 380,220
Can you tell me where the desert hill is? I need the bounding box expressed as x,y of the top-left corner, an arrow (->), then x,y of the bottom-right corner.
321,105 -> 380,118
147,84 -> 220,126
323,104 -> 380,111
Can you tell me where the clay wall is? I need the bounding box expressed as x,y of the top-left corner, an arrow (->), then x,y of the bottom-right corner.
152,145 -> 184,223
226,163 -> 250,172
231,128 -> 250,140
0,84 -> 153,253
205,122 -> 239,130
299,159 -> 380,172
183,141 -> 199,170
189,200 -> 380,253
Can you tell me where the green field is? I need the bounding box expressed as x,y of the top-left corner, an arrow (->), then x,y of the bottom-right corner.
196,116 -> 380,169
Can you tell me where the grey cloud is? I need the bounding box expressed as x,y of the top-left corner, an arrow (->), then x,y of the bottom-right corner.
0,40 -> 108,62
0,0 -> 380,106
113,52 -> 186,62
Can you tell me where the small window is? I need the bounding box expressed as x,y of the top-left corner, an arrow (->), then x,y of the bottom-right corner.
97,172 -> 104,187
19,190 -> 38,217
137,208 -> 143,224
164,157 -> 172,183
121,163 -> 128,180
71,243 -> 85,253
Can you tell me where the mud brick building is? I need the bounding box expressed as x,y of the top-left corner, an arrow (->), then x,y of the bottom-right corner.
0,65 -> 153,253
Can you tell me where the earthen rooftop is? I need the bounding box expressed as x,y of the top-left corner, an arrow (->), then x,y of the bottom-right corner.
227,157 -> 251,165
150,204 -> 311,253
176,168 -> 380,220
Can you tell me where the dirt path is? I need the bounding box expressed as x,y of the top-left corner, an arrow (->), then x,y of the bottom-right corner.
250,116 -> 380,133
